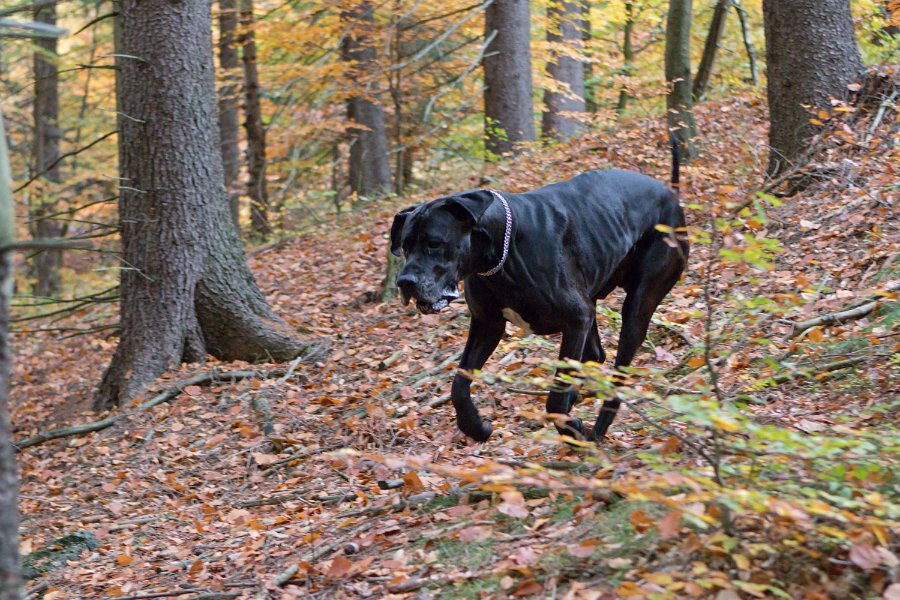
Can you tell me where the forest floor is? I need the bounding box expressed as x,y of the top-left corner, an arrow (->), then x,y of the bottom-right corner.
11,90 -> 900,599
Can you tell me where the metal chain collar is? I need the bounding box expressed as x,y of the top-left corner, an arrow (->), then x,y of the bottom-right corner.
477,190 -> 512,277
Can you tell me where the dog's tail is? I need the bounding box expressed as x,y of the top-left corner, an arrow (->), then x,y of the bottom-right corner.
670,135 -> 681,197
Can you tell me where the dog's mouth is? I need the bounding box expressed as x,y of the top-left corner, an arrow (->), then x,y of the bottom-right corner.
404,290 -> 459,314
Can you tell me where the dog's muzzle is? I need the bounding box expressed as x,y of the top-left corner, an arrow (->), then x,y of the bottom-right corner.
398,274 -> 458,313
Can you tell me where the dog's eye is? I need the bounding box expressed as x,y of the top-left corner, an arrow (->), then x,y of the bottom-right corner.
426,239 -> 442,249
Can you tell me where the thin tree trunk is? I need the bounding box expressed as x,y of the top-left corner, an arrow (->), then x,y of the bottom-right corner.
30,1 -> 62,296
240,0 -> 271,238
389,3 -> 405,195
582,2 -> 596,113
484,0 -> 535,157
616,1 -> 635,115
665,0 -> 699,161
95,0 -> 322,411
732,0 -> 758,87
693,0 -> 731,102
342,1 -> 392,199
763,0 -> 864,176
542,0 -> 586,141
0,112 -> 22,600
218,0 -> 241,231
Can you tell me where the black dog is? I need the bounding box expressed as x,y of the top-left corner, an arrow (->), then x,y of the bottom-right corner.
390,147 -> 688,442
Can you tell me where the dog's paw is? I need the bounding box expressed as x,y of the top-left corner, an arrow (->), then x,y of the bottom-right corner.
459,420 -> 493,443
555,417 -> 588,440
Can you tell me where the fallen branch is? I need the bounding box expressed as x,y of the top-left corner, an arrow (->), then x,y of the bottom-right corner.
260,443 -> 341,477
15,368 -> 294,450
273,563 -> 299,587
763,356 -> 868,387
789,281 -> 900,338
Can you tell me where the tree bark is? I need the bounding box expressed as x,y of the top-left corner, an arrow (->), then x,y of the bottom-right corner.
30,1 -> 63,297
693,0 -> 731,102
240,0 -> 271,237
342,1 -> 392,200
0,112 -> 22,600
218,0 -> 241,231
94,0 -> 322,411
665,0 -> 699,161
484,0 -> 535,157
542,0 -> 586,142
763,0 -> 864,177
616,0 -> 635,114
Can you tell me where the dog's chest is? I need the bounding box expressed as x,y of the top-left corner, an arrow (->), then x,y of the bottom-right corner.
502,308 -> 534,334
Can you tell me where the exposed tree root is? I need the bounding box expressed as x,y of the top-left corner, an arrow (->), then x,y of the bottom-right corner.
16,368 -> 299,450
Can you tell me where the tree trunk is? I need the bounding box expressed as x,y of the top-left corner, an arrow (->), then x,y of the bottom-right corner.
0,112 -> 22,600
542,0 -> 586,142
733,0 -> 759,87
693,0 -> 731,103
484,0 -> 535,157
342,1 -> 392,200
30,1 -> 63,297
665,0 -> 699,161
582,2 -> 596,113
94,0 -> 322,411
218,0 -> 241,231
616,0 -> 635,114
240,0 -> 270,237
763,0 -> 864,176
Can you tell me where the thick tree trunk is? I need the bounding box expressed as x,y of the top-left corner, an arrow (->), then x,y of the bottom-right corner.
665,0 -> 699,161
30,1 -> 63,297
218,0 -> 241,231
693,0 -> 731,102
240,0 -> 271,237
94,0 -> 321,411
542,0 -> 586,142
616,0 -> 635,114
484,0 -> 535,157
0,113 -> 22,600
342,1 -> 392,199
763,0 -> 864,176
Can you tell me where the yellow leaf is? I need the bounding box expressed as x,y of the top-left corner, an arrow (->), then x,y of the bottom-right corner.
733,554 -> 750,570
710,414 -> 740,432
807,327 -> 824,342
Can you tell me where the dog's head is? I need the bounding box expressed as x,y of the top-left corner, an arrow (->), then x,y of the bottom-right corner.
389,190 -> 495,314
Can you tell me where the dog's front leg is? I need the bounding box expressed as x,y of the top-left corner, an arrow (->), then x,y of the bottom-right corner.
451,318 -> 505,442
547,317 -> 593,440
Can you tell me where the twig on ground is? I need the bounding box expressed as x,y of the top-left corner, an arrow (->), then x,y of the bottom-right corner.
761,356 -> 869,388
385,352 -> 461,400
260,443 -> 341,477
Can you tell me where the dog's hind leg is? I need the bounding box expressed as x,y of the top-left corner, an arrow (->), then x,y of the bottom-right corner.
547,315 -> 594,439
451,317 -> 505,442
593,240 -> 686,439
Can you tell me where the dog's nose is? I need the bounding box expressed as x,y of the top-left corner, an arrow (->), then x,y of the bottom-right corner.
397,273 -> 417,294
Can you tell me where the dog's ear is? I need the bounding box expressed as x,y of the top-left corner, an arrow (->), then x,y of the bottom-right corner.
390,204 -> 420,257
444,190 -> 494,225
